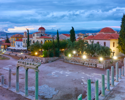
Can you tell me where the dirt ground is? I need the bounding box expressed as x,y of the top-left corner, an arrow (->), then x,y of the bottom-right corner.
0,87 -> 30,100
0,55 -> 107,100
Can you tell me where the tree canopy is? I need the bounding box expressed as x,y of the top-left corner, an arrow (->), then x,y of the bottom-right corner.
70,27 -> 76,43
118,14 -> 125,54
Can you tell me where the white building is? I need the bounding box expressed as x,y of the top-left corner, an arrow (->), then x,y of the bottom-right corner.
84,27 -> 120,56
15,39 -> 23,48
23,27 -> 52,47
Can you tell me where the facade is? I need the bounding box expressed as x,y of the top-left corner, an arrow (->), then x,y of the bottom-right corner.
23,27 -> 52,47
54,34 -> 70,40
84,27 -> 120,56
15,39 -> 23,48
10,34 -> 23,47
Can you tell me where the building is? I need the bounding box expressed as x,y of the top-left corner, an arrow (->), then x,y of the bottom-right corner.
15,39 -> 23,48
23,27 -> 52,47
84,27 -> 120,56
10,34 -> 23,47
0,39 -> 10,50
54,34 -> 70,40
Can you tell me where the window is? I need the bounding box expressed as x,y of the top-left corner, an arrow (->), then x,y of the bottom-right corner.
113,42 -> 115,47
97,42 -> 99,44
41,40 -> 43,44
104,42 -> 106,46
23,40 -> 25,43
17,38 -> 19,40
33,40 -> 35,43
14,38 -> 15,41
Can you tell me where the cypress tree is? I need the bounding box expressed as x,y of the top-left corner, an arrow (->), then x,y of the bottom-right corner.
26,29 -> 30,51
70,27 -> 76,43
57,30 -> 60,53
52,36 -> 55,56
5,34 -> 10,43
118,14 -> 125,54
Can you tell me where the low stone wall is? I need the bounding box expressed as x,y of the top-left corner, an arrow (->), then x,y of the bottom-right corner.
64,56 -> 123,69
6,52 -> 59,63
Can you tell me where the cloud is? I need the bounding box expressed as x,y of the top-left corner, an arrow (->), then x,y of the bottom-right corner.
0,0 -> 124,31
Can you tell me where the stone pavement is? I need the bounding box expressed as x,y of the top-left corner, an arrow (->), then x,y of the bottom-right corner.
103,77 -> 125,100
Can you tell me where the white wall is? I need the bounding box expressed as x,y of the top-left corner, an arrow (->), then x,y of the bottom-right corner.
87,40 -> 110,47
15,41 -> 23,48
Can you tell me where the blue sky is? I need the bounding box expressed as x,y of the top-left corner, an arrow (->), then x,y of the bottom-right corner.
0,0 -> 125,32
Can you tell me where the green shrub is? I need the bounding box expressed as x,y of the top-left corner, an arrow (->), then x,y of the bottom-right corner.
43,50 -> 49,57
49,50 -> 54,57
55,48 -> 60,57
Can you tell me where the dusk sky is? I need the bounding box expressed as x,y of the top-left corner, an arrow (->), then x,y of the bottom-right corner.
0,0 -> 125,32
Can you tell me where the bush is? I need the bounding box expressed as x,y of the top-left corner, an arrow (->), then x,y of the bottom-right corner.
43,50 -> 49,57
64,49 -> 71,56
49,50 -> 54,57
55,48 -> 60,57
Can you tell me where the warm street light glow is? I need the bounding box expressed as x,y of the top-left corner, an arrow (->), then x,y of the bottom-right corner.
68,54 -> 71,57
99,57 -> 103,61
21,53 -> 23,54
73,51 -> 76,54
35,52 -> 38,55
82,55 -> 86,59
113,56 -> 117,60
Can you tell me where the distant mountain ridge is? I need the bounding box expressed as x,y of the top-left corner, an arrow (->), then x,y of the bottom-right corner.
0,29 -> 120,38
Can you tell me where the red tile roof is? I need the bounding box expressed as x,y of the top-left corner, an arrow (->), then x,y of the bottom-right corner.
84,33 -> 119,40
24,34 -> 33,38
99,27 -> 115,33
37,36 -> 52,39
11,34 -> 23,38
38,27 -> 45,30
62,34 -> 70,37
2,43 -> 10,45
76,37 -> 82,41
15,39 -> 22,41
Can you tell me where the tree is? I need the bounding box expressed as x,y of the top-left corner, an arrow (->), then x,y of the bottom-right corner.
29,42 -> 42,55
26,29 -> 30,50
57,30 -> 60,51
118,14 -> 125,54
74,39 -> 87,54
5,34 -> 10,43
52,36 -> 55,56
70,27 -> 76,43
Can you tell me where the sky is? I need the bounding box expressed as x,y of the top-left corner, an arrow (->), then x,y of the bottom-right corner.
0,0 -> 125,32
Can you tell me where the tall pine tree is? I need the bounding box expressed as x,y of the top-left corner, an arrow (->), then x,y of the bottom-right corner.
70,27 -> 76,43
57,30 -> 60,51
26,29 -> 30,51
5,34 -> 10,43
118,14 -> 125,54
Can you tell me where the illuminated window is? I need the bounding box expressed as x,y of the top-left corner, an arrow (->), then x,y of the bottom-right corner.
113,42 -> 115,47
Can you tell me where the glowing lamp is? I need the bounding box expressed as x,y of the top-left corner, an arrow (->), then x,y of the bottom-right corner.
113,56 -> 117,60
82,55 -> 86,59
99,57 -> 103,61
73,51 -> 76,54
68,54 -> 71,57
35,52 -> 38,55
